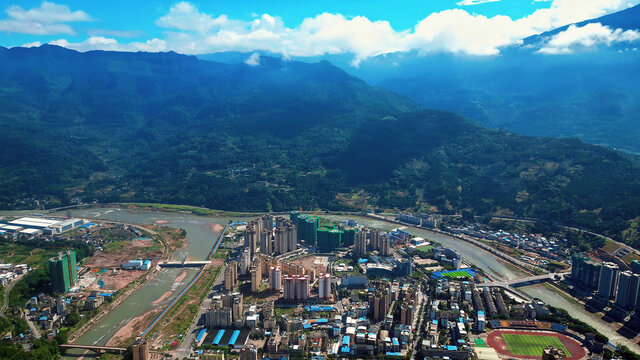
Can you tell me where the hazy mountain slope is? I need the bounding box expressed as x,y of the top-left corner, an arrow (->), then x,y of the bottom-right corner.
230,5 -> 640,153
3,45 -> 640,247
524,3 -> 640,45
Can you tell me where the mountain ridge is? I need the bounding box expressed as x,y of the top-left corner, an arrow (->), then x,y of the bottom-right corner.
2,45 -> 640,248
523,4 -> 640,45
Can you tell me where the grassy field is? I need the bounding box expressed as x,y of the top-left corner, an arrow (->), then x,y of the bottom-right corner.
441,270 -> 473,278
501,333 -> 570,357
0,243 -> 62,267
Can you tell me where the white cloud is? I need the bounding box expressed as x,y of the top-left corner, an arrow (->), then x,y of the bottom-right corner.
244,52 -> 260,66
407,10 -> 523,55
456,0 -> 501,6
49,36 -> 167,52
41,0 -> 640,63
21,41 -> 42,47
156,2 -> 244,34
0,1 -> 91,35
538,23 -> 640,54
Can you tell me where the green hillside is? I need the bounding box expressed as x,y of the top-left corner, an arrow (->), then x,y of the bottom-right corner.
2,45 -> 640,247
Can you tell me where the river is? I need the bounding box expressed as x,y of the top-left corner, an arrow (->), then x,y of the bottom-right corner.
55,209 -> 640,355
52,207 -> 249,358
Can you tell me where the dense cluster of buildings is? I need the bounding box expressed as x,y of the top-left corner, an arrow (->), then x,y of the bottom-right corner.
446,224 -> 564,262
0,263 -> 29,286
571,254 -> 640,312
196,213 -> 429,358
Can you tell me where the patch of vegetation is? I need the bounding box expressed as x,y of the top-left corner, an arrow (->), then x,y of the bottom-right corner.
144,266 -> 221,347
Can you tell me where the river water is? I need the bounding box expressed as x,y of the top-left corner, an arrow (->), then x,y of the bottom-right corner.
55,209 -> 640,355
52,208 -> 249,358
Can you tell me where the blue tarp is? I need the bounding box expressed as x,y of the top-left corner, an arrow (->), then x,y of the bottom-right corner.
392,338 -> 399,346
342,335 -> 350,345
213,329 -> 225,345
80,223 -> 96,228
340,346 -> 350,354
447,345 -> 457,351
386,352 -> 402,357
98,292 -> 112,297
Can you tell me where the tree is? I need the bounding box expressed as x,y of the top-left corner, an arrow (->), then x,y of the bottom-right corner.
63,312 -> 81,327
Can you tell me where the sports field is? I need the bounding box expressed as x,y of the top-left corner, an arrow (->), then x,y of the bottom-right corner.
502,333 -> 569,356
432,268 -> 478,279
487,330 -> 586,360
441,270 -> 473,278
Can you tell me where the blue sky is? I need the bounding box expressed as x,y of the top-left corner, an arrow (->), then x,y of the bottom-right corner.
0,0 -> 638,62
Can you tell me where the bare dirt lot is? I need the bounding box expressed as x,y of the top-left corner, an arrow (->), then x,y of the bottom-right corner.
82,238 -> 163,291
291,255 -> 329,273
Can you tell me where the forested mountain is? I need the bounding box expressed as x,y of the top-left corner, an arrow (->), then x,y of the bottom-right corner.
253,5 -> 640,153
2,45 -> 640,246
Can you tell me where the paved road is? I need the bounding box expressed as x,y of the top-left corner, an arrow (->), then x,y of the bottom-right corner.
410,289 -> 426,360
172,264 -> 226,359
1,273 -> 23,315
22,309 -> 41,339
1,274 -> 42,339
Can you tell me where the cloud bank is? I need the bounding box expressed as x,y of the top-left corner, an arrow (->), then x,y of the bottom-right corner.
539,22 -> 640,54
11,0 -> 640,63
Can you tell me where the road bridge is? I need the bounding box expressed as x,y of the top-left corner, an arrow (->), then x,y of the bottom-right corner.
158,260 -> 212,268
483,272 -> 569,288
60,344 -> 126,354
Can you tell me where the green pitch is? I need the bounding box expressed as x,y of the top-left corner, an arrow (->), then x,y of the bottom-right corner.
442,270 -> 473,278
501,333 -> 570,357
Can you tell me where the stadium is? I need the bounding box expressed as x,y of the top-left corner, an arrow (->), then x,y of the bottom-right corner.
487,329 -> 586,360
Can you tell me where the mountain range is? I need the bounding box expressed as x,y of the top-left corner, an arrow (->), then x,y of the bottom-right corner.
200,4 -> 640,153
2,43 -> 640,248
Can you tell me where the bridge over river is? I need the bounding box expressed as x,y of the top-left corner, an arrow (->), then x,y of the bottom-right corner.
481,272 -> 570,301
60,344 -> 126,354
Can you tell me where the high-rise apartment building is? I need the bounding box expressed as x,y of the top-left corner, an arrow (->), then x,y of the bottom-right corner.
49,250 -> 78,294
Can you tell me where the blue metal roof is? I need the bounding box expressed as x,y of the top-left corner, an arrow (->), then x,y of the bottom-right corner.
447,345 -> 457,351
229,330 -> 240,346
342,335 -> 350,345
392,337 -> 399,345
195,329 -> 207,343
213,329 -> 225,345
